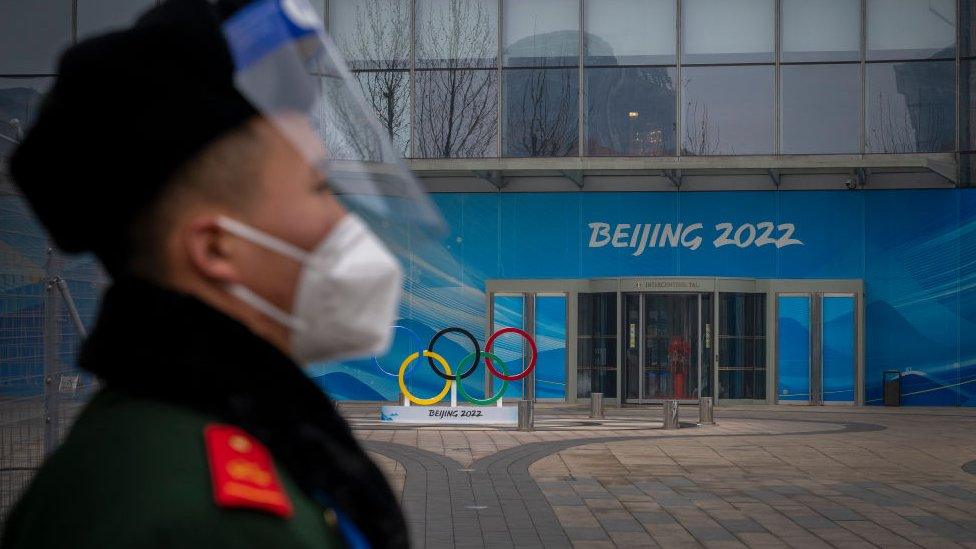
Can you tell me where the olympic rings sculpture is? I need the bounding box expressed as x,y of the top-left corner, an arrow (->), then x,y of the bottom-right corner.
379,326 -> 538,406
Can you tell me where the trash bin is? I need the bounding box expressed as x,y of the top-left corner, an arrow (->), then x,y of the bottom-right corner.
883,370 -> 901,407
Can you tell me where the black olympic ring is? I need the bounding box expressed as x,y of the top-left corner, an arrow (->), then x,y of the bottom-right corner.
427,327 -> 481,381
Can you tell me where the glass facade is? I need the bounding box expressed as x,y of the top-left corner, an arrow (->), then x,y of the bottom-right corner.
577,292 -> 617,398
4,1 -> 968,160
718,293 -> 766,400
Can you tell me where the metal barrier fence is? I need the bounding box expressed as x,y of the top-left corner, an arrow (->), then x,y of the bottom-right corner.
0,167 -> 107,524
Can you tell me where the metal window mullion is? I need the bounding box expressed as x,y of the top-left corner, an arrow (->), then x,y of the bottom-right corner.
860,0 -> 867,154
774,0 -> 781,155
71,0 -> 78,44
956,0 -> 962,156
675,0 -> 682,157
409,0 -> 417,159
496,0 -> 503,157
578,0 -> 585,157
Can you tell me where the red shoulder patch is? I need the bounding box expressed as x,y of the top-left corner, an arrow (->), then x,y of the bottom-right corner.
204,424 -> 293,519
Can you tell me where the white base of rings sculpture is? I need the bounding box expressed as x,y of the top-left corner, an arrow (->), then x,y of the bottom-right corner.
376,326 -> 537,426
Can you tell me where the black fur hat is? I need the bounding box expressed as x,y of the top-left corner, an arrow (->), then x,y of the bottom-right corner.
9,0 -> 257,274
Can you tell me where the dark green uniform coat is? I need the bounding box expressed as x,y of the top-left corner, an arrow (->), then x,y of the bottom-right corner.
1,279 -> 408,548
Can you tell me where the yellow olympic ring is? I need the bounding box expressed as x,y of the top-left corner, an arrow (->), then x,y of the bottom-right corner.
398,350 -> 453,406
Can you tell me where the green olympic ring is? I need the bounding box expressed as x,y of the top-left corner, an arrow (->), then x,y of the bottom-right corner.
454,351 -> 508,406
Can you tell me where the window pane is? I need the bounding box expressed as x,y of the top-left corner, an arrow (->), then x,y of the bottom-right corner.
415,69 -> 497,158
417,0 -> 497,68
503,0 -> 578,67
503,68 -> 579,157
330,0 -> 411,69
0,78 -> 52,158
0,0 -> 71,74
867,0 -> 956,60
781,64 -> 860,154
964,0 -> 975,57
681,65 -> 773,155
681,0 -> 774,64
585,67 -> 676,156
77,0 -> 155,39
584,0 -> 675,65
782,0 -> 860,62
718,292 -> 766,400
535,295 -> 567,400
355,71 -> 411,155
866,61 -> 954,153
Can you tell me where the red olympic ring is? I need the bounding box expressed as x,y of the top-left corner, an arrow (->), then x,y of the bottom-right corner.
484,327 -> 537,381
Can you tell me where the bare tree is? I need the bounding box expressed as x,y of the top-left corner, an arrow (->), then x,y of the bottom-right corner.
507,63 -> 578,157
870,91 -> 952,153
682,99 -> 722,156
415,0 -> 497,157
338,0 -> 411,153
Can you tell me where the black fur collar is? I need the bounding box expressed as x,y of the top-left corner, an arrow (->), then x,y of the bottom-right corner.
79,277 -> 407,548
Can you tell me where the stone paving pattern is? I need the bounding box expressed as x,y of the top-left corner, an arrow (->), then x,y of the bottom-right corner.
342,405 -> 976,548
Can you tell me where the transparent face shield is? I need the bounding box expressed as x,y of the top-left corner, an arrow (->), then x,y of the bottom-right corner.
221,0 -> 446,252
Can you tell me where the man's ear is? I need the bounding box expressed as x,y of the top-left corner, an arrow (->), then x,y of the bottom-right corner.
183,215 -> 242,284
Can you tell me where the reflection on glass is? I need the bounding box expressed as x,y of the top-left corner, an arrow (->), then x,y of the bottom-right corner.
493,295 -> 525,399
777,296 -> 811,402
681,0 -> 774,64
577,293 -> 617,398
0,78 -> 51,158
782,0 -> 860,62
415,69 -> 497,158
781,64 -> 860,154
822,296 -> 856,403
535,295 -> 567,400
718,293 -> 766,400
623,293 -> 640,400
503,0 -> 579,67
503,68 -> 579,157
643,294 -> 699,400
77,0 -> 154,39
584,0 -> 675,65
867,0 -> 955,60
681,66 -> 773,155
0,0 -> 72,74
330,0 -> 411,69
866,61 -> 954,153
965,0 -> 976,57
417,0 -> 497,68
354,70 -> 411,155
585,67 -> 675,156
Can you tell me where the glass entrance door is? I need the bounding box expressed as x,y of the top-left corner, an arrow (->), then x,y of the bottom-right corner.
623,293 -> 709,403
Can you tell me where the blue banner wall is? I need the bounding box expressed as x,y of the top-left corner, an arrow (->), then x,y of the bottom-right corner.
314,188 -> 976,407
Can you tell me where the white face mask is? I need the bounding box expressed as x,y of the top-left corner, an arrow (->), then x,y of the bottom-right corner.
215,214 -> 403,364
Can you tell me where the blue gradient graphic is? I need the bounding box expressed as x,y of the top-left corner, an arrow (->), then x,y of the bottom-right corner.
777,296 -> 811,402
306,189 -> 975,406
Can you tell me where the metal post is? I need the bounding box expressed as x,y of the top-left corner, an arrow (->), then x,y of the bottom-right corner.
517,399 -> 534,431
698,397 -> 714,425
589,392 -> 603,418
54,276 -> 87,338
662,399 -> 680,430
43,248 -> 62,456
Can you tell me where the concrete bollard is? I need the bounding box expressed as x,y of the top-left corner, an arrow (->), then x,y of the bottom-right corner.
517,399 -> 534,431
663,400 -> 680,429
590,392 -> 604,419
698,397 -> 715,425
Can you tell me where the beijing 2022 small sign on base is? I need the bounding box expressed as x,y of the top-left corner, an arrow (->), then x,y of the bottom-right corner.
374,324 -> 537,427
380,405 -> 518,425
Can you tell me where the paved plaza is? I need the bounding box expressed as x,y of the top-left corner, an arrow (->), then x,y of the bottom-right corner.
339,404 -> 976,549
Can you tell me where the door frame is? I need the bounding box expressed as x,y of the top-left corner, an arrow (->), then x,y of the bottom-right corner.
623,291 -> 708,405
487,277 -> 864,406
